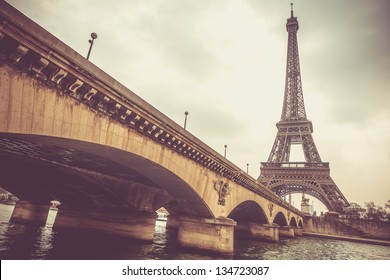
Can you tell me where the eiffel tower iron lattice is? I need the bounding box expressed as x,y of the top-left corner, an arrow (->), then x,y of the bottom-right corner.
258,4 -> 349,213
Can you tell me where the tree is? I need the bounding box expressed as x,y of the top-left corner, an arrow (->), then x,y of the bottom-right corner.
342,200 -> 390,221
364,201 -> 387,221
344,202 -> 365,219
385,199 -> 390,221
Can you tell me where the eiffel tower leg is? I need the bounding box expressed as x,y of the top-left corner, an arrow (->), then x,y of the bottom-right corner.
301,134 -> 321,162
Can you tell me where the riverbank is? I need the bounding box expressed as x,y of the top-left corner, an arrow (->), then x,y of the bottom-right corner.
303,232 -> 390,247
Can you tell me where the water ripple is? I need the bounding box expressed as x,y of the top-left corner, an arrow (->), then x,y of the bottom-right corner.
1,221 -> 390,260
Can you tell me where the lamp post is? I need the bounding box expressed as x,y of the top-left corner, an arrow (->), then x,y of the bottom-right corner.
184,111 -> 188,129
224,145 -> 227,158
86,32 -> 98,60
246,163 -> 249,174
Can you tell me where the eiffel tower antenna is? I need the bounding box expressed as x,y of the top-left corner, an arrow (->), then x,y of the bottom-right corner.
258,5 -> 349,213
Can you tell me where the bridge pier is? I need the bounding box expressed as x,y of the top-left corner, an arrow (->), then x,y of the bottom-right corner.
248,223 -> 280,242
54,209 -> 157,241
166,215 -> 180,229
10,200 -> 50,226
294,226 -> 303,236
279,226 -> 295,238
303,215 -> 314,232
178,217 -> 236,255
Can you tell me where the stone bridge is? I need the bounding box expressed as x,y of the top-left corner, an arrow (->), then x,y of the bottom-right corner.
0,1 -> 304,254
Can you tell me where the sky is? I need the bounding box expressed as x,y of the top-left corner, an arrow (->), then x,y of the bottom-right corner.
6,0 -> 390,213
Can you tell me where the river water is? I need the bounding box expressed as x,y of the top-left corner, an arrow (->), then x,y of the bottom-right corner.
1,204 -> 390,260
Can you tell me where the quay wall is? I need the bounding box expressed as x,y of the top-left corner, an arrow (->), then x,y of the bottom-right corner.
309,216 -> 390,240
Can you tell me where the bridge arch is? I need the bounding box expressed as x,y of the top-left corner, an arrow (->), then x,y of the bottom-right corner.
0,133 -> 215,218
289,216 -> 297,227
272,211 -> 288,226
227,200 -> 269,224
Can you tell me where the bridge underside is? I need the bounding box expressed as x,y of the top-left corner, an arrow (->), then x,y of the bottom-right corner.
0,132 -> 213,218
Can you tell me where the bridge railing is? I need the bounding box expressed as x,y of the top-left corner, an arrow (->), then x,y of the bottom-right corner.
0,2 -> 302,216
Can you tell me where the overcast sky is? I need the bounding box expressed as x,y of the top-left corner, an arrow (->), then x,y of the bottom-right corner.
6,0 -> 390,212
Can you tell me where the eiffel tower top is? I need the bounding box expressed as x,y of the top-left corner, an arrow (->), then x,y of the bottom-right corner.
280,3 -> 307,122
287,3 -> 299,31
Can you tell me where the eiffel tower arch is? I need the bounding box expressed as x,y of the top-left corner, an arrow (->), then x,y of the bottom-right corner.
258,5 -> 349,213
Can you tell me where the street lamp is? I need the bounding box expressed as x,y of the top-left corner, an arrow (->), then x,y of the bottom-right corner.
246,163 -> 249,174
86,32 -> 98,60
224,145 -> 227,158
184,111 -> 189,129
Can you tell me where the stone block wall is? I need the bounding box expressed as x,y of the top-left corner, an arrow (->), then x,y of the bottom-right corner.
310,216 -> 390,240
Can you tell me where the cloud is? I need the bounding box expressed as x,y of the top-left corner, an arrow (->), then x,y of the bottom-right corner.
298,0 -> 390,124
126,1 -> 219,79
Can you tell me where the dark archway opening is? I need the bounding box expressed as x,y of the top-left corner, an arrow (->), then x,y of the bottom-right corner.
273,212 -> 288,226
228,201 -> 268,224
289,216 -> 297,227
228,200 -> 268,239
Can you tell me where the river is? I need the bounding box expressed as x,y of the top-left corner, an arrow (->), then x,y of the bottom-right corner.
1,204 -> 390,260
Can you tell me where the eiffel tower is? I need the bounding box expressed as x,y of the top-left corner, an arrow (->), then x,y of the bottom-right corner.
258,4 -> 349,213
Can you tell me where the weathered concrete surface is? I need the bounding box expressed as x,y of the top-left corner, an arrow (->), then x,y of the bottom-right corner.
10,200 -> 50,226
178,217 -> 236,255
303,215 -> 314,232
279,226 -> 295,238
294,227 -> 303,236
166,215 -> 180,229
340,218 -> 390,240
55,209 -> 157,241
303,232 -> 390,247
310,216 -> 390,241
248,223 -> 280,242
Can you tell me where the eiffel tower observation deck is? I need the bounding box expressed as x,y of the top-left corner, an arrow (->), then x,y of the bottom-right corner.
258,4 -> 349,213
